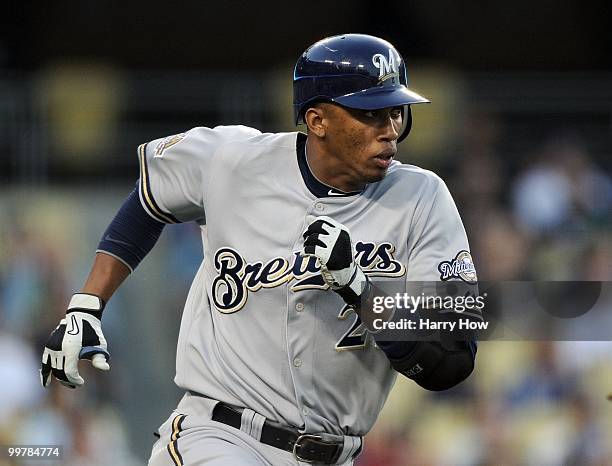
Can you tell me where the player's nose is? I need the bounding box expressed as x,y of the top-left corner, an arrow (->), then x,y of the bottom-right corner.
377,114 -> 400,143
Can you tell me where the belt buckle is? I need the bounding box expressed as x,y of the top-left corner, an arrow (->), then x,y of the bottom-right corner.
293,433 -> 323,463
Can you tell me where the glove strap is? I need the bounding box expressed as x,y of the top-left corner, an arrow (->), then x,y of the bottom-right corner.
67,293 -> 105,318
336,268 -> 369,306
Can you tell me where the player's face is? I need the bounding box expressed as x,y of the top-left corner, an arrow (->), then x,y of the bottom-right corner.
321,103 -> 402,188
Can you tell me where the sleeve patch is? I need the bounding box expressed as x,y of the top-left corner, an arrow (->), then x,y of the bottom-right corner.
154,133 -> 187,158
438,250 -> 477,283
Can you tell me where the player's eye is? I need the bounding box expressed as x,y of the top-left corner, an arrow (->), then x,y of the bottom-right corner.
363,108 -> 402,120
390,107 -> 403,119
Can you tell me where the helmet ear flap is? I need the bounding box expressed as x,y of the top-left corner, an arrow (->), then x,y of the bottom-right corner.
397,105 -> 412,142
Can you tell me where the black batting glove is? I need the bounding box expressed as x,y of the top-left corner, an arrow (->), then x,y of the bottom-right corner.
40,293 -> 110,389
302,216 -> 368,306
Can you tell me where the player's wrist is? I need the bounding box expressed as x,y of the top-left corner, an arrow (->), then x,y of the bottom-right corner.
335,266 -> 368,306
66,293 -> 105,318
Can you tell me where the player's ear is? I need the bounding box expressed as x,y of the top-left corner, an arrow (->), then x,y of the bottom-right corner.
304,105 -> 326,138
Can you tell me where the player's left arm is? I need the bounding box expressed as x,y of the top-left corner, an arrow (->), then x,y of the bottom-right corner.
376,176 -> 479,391
302,177 -> 479,391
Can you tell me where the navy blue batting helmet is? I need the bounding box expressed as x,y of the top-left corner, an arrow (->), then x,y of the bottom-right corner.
293,34 -> 429,141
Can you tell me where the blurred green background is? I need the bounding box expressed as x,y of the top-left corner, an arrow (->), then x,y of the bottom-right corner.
1,1 -> 611,465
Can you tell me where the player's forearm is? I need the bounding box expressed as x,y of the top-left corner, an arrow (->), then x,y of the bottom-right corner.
81,252 -> 131,302
354,279 -> 477,391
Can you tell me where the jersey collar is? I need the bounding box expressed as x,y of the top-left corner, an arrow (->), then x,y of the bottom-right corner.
296,133 -> 363,199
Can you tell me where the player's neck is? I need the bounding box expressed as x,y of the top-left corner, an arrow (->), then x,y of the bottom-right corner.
305,137 -> 366,193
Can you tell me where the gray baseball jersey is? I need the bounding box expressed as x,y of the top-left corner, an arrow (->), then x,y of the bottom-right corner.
137,125 -> 475,437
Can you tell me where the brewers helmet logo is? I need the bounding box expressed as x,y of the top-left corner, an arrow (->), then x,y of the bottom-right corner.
372,49 -> 400,83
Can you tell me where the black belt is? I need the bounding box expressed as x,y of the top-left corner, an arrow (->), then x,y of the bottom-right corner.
207,400 -> 356,464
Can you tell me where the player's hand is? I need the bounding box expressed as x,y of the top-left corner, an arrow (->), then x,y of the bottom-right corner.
40,293 -> 110,389
302,216 -> 368,305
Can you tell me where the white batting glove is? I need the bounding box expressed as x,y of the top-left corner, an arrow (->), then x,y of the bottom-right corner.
302,216 -> 368,306
40,293 -> 110,389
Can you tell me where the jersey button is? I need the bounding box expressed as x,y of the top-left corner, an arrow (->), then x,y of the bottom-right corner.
302,407 -> 309,416
293,358 -> 302,367
315,202 -> 324,211
295,302 -> 304,312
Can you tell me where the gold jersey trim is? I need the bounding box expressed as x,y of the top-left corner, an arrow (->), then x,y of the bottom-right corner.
138,143 -> 180,224
167,414 -> 186,466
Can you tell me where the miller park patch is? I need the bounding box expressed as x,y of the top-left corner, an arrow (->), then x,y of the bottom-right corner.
438,250 -> 477,284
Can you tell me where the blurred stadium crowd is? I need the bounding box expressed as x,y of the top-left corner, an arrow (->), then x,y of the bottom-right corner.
0,66 -> 611,466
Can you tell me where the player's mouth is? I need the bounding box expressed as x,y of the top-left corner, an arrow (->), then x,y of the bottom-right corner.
372,150 -> 395,169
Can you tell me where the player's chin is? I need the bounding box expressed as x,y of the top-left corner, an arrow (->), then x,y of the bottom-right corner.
362,167 -> 389,184
363,159 -> 391,181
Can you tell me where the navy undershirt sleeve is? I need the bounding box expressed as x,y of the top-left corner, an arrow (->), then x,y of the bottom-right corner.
376,338 -> 477,361
97,187 -> 165,271
376,340 -> 419,359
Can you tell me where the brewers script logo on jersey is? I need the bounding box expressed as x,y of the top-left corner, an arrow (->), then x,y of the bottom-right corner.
372,49 -> 399,82
212,242 -> 406,313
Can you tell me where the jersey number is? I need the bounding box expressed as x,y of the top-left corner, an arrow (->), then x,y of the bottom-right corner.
335,305 -> 369,351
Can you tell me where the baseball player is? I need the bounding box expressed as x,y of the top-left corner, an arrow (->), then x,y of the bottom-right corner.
40,34 -> 478,465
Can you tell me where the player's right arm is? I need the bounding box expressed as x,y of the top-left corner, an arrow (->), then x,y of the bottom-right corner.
80,252 -> 132,303
40,186 -> 165,388
40,126 -> 261,389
